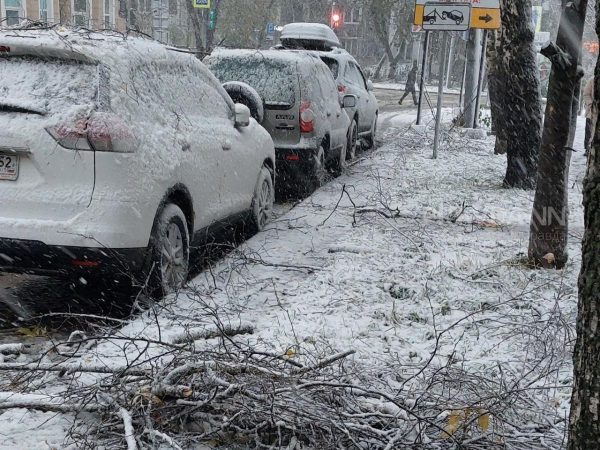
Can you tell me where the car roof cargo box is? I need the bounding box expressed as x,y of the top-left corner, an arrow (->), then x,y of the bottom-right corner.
280,23 -> 341,51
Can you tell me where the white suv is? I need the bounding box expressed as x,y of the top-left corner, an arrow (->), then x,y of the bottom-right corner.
0,29 -> 275,295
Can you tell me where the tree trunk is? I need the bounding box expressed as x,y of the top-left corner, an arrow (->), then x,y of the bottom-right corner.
205,0 -> 221,53
568,2 -> 600,444
463,29 -> 482,128
486,29 -> 508,155
487,0 -> 542,187
528,1 -> 587,269
186,1 -> 204,52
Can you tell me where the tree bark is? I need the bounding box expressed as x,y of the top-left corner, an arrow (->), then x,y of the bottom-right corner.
487,0 -> 542,188
568,2 -> 600,445
185,0 -> 204,52
529,1 -> 587,269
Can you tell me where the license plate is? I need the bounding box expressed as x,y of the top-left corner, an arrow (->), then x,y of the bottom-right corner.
0,153 -> 19,181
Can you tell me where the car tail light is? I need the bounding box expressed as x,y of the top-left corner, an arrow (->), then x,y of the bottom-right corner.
70,259 -> 100,268
299,101 -> 315,134
337,84 -> 347,94
284,153 -> 300,161
46,113 -> 137,153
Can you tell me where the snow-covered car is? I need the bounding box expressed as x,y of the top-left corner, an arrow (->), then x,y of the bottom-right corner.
205,49 -> 356,194
278,23 -> 379,156
0,29 -> 276,295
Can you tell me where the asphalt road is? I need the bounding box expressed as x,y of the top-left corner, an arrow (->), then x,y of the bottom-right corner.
374,86 -> 472,114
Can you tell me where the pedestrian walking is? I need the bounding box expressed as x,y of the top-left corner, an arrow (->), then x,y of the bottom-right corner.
583,76 -> 595,156
399,65 -> 418,106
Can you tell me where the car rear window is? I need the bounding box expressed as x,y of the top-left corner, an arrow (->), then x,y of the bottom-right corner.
320,57 -> 339,79
207,55 -> 296,107
0,56 -> 97,115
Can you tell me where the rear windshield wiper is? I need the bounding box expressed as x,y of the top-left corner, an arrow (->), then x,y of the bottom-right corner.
0,103 -> 46,115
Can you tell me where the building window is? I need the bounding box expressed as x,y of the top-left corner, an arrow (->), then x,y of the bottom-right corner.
4,0 -> 23,26
39,0 -> 48,22
346,6 -> 360,24
73,0 -> 88,27
104,0 -> 113,28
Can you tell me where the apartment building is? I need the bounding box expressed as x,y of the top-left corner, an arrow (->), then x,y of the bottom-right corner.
0,0 -> 126,31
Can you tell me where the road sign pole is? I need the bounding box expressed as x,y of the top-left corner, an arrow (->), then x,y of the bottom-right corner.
416,30 -> 430,126
433,31 -> 449,159
472,29 -> 488,128
459,45 -> 468,108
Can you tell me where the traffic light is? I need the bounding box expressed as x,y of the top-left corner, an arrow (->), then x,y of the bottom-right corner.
208,9 -> 217,30
330,8 -> 343,30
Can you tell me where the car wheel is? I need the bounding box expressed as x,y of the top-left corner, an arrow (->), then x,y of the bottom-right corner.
331,139 -> 347,177
250,166 -> 274,232
308,145 -> 328,192
346,119 -> 359,161
364,115 -> 378,150
149,204 -> 190,296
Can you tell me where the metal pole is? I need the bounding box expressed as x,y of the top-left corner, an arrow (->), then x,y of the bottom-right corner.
473,30 -> 488,129
416,30 -> 430,126
433,31 -> 449,159
445,33 -> 456,89
459,45 -> 468,109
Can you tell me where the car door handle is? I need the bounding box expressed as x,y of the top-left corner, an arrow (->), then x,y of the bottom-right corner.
222,140 -> 232,151
327,112 -> 332,117
181,143 -> 191,152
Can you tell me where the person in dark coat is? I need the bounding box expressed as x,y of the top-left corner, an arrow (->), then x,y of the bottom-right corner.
399,65 -> 418,106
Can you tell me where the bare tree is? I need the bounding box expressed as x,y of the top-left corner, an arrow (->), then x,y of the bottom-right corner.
366,0 -> 413,79
529,0 -> 588,269
487,0 -> 543,189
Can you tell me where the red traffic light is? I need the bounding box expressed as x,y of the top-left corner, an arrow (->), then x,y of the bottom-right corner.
330,8 -> 342,29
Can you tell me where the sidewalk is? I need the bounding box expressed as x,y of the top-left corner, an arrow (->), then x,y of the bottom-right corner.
0,117 -> 586,448
374,81 -> 488,97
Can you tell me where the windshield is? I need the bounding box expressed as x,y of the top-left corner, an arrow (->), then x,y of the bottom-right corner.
0,56 -> 97,114
207,55 -> 296,106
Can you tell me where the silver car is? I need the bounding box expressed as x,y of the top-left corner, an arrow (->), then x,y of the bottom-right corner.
205,49 -> 356,195
278,23 -> 379,158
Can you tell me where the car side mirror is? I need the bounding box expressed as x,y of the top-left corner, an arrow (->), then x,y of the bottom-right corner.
367,80 -> 374,91
342,95 -> 357,109
234,103 -> 251,128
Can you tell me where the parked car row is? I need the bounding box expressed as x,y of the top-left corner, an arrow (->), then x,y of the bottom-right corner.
205,23 -> 379,194
0,24 -> 378,296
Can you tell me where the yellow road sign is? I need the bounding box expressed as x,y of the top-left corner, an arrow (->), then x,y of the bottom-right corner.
414,0 -> 501,30
470,7 -> 501,29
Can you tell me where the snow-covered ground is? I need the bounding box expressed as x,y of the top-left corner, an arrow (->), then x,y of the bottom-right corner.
0,115 -> 587,449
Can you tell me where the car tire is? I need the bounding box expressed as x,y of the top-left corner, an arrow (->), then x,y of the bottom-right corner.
364,114 -> 378,150
147,204 -> 190,297
331,140 -> 347,177
222,81 -> 265,123
307,145 -> 328,192
250,166 -> 274,232
346,119 -> 359,161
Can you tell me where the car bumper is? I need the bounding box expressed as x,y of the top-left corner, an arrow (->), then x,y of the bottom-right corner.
0,237 -> 148,276
0,198 -> 156,249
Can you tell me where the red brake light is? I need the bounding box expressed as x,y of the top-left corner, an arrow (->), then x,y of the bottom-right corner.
300,101 -> 315,134
46,113 -> 138,153
71,259 -> 100,268
0,46 -> 11,53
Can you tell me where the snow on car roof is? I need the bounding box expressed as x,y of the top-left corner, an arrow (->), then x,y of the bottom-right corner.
209,47 -> 321,64
0,27 -> 184,68
280,23 -> 341,48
